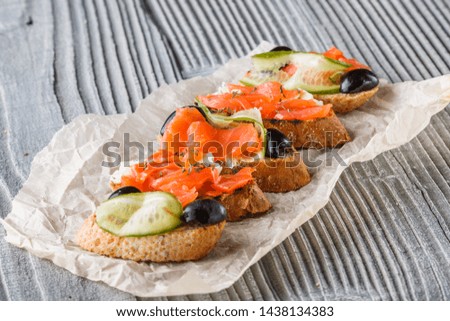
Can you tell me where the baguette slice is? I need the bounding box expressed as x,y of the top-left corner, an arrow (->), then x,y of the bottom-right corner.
219,182 -> 272,221
250,154 -> 311,193
78,181 -> 272,261
314,86 -> 379,114
263,110 -> 351,149
226,154 -> 311,193
77,214 -> 226,262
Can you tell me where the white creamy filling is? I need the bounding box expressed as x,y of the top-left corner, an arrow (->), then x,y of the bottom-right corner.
110,161 -> 135,185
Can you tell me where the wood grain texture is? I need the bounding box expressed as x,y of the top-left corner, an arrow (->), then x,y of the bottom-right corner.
0,0 -> 449,300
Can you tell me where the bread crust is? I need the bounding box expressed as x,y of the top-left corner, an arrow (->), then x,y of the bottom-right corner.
77,214 -> 226,262
219,182 -> 272,221
250,154 -> 311,193
314,86 -> 379,114
263,110 -> 350,149
222,154 -> 311,194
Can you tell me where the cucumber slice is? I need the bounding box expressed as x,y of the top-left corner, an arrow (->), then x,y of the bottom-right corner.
96,192 -> 183,237
242,51 -> 351,94
229,109 -> 266,161
252,50 -> 295,71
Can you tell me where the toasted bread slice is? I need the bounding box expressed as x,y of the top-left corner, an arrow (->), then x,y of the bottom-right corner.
222,154 -> 311,194
314,86 -> 379,114
263,110 -> 350,149
78,182 -> 271,261
250,154 -> 311,193
77,214 -> 226,262
219,182 -> 272,221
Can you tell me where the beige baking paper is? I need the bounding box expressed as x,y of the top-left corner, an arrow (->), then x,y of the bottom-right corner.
2,42 -> 450,297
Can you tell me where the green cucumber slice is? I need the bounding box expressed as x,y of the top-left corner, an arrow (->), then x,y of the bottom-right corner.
96,192 -> 183,237
229,109 -> 266,161
252,50 -> 296,71
241,51 -> 351,94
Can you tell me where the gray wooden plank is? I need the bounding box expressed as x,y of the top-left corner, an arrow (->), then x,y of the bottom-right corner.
0,0 -> 134,300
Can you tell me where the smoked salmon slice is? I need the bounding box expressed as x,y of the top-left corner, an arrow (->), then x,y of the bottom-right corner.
161,107 -> 263,162
198,81 -> 332,121
113,161 -> 255,207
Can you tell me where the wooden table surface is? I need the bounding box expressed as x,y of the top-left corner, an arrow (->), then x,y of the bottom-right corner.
0,0 -> 449,300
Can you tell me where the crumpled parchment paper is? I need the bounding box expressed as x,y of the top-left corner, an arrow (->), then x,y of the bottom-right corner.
2,42 -> 450,297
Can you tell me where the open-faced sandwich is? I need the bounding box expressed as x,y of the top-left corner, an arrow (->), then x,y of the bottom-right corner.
159,105 -> 311,193
197,82 -> 350,149
77,191 -> 228,263
240,46 -> 379,114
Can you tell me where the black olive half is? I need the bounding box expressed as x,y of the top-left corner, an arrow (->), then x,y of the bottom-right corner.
270,46 -> 293,52
159,110 -> 177,136
340,69 -> 379,94
265,128 -> 292,158
182,199 -> 227,225
159,106 -> 207,136
193,105 -> 208,119
108,186 -> 141,199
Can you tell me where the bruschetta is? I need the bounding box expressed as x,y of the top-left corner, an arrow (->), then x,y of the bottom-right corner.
159,106 -> 311,192
77,191 -> 228,262
240,46 -> 379,114
197,82 -> 350,149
